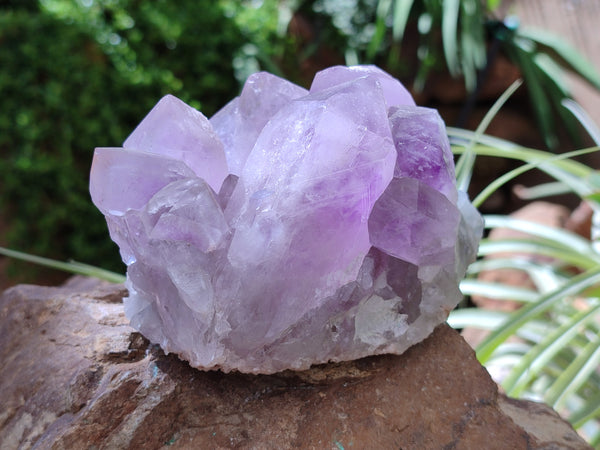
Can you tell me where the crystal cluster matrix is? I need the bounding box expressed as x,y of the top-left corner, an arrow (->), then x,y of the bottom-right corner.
90,65 -> 483,374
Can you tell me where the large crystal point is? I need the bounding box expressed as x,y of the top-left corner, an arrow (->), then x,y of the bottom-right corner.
90,65 -> 483,374
123,94 -> 228,192
210,72 -> 308,176
310,65 -> 416,108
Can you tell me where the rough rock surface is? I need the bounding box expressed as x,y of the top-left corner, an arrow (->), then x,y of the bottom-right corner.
0,278 -> 589,449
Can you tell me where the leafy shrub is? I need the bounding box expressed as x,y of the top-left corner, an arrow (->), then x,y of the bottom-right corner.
0,3 -> 244,277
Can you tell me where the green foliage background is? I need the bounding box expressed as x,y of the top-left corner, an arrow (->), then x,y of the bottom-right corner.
2,0 -> 599,282
0,1 -> 245,275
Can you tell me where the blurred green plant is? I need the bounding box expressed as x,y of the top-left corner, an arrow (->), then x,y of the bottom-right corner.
448,95 -> 600,444
220,0 -> 299,82
298,0 -> 600,149
0,1 -> 244,279
39,0 -> 244,113
493,22 -> 600,149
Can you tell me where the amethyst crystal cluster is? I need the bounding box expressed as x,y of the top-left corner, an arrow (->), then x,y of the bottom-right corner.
90,65 -> 482,374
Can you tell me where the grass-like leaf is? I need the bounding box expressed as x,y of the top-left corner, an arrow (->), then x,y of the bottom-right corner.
563,98 -> 600,145
447,308 -> 509,330
459,279 -> 538,303
545,334 -> 600,409
513,181 -> 571,200
502,303 -> 600,397
511,38 -> 557,148
517,27 -> 600,90
0,246 -> 125,284
442,0 -> 460,77
533,52 -> 583,145
477,238 -> 600,270
392,0 -> 415,41
459,0 -> 485,91
475,266 -> 600,364
483,215 -> 599,260
466,257 -> 566,292
368,0 -> 393,59
571,390 -> 600,428
454,79 -> 523,191
450,128 -> 599,185
533,52 -> 569,96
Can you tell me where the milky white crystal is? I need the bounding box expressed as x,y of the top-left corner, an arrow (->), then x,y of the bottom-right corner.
90,65 -> 483,374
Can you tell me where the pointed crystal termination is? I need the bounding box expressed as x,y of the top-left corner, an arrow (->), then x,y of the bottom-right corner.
210,72 -> 308,176
123,94 -> 228,192
90,65 -> 483,374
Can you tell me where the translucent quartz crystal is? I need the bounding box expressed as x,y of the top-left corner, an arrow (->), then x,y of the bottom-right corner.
90,65 -> 483,374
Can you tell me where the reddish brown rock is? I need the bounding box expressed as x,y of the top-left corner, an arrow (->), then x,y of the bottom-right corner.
0,277 -> 589,449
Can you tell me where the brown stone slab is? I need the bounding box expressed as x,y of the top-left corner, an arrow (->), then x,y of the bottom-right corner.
0,278 -> 589,449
